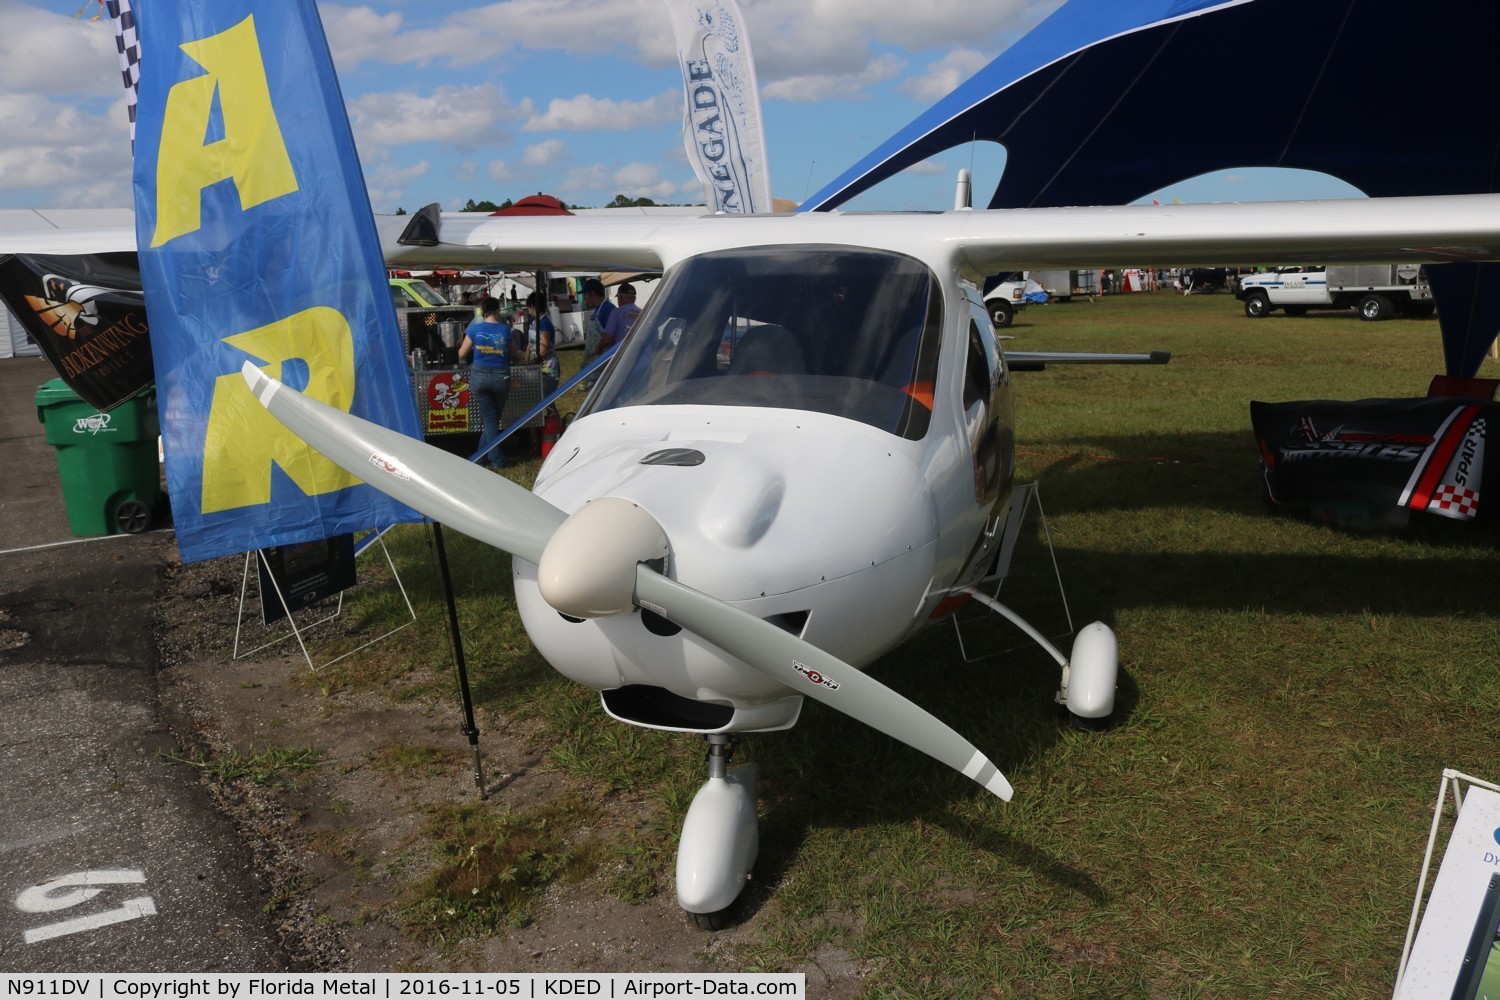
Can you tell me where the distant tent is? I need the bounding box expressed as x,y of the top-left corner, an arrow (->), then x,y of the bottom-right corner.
492,195 -> 573,217
0,208 -> 137,359
804,0 -> 1500,376
1,305 -> 35,360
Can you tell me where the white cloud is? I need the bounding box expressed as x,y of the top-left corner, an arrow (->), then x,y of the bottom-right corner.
816,0 -> 1036,49
906,160 -> 947,176
0,4 -> 119,96
1,0 -> 1071,213
0,92 -> 131,205
762,54 -> 907,104
367,0 -> 654,67
524,91 -> 680,132
324,0 -> 1053,102
324,0 -> 1026,76
361,158 -> 432,213
730,0 -> 1040,82
0,9 -> 129,208
321,5 -> 406,71
521,140 -> 567,168
369,160 -> 433,187
559,163 -> 614,195
611,161 -> 680,200
346,84 -> 530,154
900,50 -> 994,104
547,159 -> 696,206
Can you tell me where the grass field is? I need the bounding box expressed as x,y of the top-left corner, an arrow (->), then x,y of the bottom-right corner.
322,291 -> 1500,995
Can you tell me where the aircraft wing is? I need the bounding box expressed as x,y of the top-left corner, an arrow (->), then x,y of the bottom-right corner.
945,193 -> 1500,274
8,192 -> 1500,275
374,193 -> 1500,277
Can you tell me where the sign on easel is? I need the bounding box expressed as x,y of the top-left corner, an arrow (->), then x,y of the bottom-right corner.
236,528 -> 416,672
1396,772 -> 1500,999
258,534 -> 356,625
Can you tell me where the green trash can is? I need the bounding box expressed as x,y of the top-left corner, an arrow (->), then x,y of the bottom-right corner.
35,379 -> 163,537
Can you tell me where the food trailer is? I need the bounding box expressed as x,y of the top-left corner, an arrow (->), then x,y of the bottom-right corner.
397,306 -> 545,437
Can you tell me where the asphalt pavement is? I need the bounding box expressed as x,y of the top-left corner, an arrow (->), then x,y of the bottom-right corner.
0,356 -> 288,971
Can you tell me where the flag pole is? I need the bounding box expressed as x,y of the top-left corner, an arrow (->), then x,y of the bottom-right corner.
431,522 -> 487,798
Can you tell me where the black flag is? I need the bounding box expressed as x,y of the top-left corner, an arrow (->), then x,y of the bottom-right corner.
0,252 -> 153,411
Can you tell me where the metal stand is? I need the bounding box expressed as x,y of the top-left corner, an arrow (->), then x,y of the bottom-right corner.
232,530 -> 417,672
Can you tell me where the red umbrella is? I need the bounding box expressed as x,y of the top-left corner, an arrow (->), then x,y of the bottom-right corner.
491,194 -> 572,216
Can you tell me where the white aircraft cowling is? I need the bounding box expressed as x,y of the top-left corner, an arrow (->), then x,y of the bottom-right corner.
511,405 -> 941,732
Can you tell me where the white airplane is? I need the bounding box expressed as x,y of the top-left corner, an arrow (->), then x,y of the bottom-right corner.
231,189 -> 1500,926
10,191 -> 1500,924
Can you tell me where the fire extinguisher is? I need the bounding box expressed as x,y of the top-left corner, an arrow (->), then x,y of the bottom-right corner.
540,407 -> 561,459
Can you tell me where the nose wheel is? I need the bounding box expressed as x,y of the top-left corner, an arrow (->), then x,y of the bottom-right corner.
676,734 -> 759,928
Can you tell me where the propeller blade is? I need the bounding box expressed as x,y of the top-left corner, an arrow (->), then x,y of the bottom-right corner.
634,568 -> 1014,802
244,365 -> 1012,800
240,362 -> 566,563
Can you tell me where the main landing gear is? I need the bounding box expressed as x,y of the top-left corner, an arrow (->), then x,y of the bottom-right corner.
676,734 -> 758,929
962,590 -> 1119,728
955,482 -> 1119,729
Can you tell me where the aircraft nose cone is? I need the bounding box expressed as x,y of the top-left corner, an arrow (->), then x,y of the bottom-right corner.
537,497 -> 669,618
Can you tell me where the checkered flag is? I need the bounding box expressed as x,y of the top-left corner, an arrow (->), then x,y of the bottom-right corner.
105,0 -> 140,149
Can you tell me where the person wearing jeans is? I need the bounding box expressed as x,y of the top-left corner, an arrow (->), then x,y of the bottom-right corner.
458,296 -> 523,469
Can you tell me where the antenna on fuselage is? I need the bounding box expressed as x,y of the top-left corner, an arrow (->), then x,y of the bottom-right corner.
954,168 -> 973,211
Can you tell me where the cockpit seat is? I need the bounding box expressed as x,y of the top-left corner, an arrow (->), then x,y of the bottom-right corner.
726,324 -> 807,376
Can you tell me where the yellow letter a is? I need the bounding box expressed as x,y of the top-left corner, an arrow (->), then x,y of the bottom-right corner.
151,15 -> 298,247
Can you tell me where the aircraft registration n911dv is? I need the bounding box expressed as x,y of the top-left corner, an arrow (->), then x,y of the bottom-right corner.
232,191 -> 1500,925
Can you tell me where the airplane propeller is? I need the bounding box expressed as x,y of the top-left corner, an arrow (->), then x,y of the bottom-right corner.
241,362 -> 1013,802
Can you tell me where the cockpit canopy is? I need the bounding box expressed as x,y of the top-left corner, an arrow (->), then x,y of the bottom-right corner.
583,245 -> 944,440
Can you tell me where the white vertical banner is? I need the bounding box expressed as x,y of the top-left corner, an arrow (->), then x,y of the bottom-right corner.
663,0 -> 772,214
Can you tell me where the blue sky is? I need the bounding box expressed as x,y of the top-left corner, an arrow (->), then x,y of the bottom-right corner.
2,0 -> 1362,215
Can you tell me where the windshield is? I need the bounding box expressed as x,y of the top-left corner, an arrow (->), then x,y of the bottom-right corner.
583,245 -> 943,439
408,280 -> 448,305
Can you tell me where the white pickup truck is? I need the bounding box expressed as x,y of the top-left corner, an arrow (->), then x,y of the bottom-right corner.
983,269 -> 1074,327
1237,264 -> 1435,321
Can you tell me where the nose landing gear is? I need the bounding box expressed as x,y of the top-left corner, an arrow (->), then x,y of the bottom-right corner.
675,734 -> 758,929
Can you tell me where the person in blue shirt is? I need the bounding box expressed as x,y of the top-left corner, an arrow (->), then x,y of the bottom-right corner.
601,282 -> 641,354
579,277 -> 617,389
525,291 -> 561,398
459,296 -> 524,469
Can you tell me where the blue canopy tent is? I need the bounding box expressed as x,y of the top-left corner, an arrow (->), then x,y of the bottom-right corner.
803,0 -> 1500,377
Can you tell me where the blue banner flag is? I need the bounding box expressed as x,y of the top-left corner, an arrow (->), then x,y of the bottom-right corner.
130,1 -> 421,562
